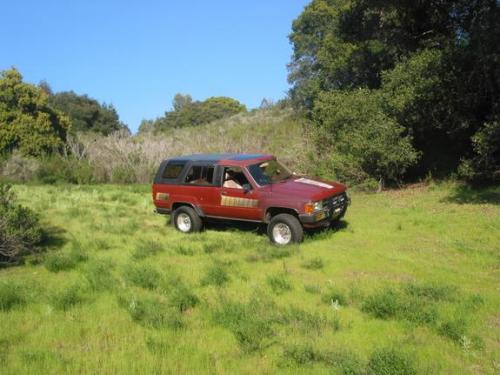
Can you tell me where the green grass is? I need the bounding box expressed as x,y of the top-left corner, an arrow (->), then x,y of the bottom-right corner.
0,182 -> 498,374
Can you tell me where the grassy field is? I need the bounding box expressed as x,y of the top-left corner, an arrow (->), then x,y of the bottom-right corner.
0,183 -> 499,374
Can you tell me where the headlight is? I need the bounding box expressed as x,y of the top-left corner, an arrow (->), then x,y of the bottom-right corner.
313,201 -> 323,211
304,201 -> 323,214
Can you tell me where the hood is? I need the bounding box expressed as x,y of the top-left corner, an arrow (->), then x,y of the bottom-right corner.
262,176 -> 346,201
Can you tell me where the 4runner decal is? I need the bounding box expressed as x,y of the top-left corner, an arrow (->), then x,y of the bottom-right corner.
221,195 -> 259,208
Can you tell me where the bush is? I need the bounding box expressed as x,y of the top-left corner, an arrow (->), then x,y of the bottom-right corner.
44,252 -> 77,272
301,257 -> 324,270
362,289 -> 402,319
132,240 -> 164,260
44,242 -> 88,273
168,283 -> 199,312
49,284 -> 86,310
123,264 -> 162,290
201,264 -> 230,287
267,274 -> 293,295
438,319 -> 468,343
321,287 -> 348,306
212,297 -> 276,353
119,294 -> 183,329
367,348 -> 416,375
0,281 -> 25,311
0,184 -> 43,265
83,260 -> 116,291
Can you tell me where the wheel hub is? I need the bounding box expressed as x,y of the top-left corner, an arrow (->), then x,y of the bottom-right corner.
272,223 -> 292,245
177,213 -> 192,232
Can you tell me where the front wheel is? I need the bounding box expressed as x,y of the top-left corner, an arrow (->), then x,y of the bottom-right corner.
267,214 -> 304,245
172,206 -> 202,233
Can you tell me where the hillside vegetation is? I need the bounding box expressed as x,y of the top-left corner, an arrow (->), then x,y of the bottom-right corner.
1,108 -> 312,185
0,183 -> 498,374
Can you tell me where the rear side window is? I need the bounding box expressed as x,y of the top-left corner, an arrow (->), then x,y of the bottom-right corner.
162,161 -> 186,179
184,165 -> 215,185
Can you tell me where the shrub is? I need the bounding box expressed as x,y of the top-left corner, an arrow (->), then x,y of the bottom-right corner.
50,284 -> 85,310
362,287 -> 438,325
132,240 -> 164,260
83,260 -> 116,291
119,295 -> 183,329
301,257 -> 324,270
404,282 -> 456,302
0,281 -> 25,311
267,274 -> 293,295
278,307 -> 335,333
362,289 -> 402,319
283,343 -> 317,365
44,243 -> 87,273
438,319 -> 468,343
123,264 -> 161,290
321,287 -> 348,306
44,252 -> 76,273
0,184 -> 43,265
367,348 -> 416,375
201,264 -> 230,287
282,344 -> 364,374
168,283 -> 199,312
321,349 -> 365,375
304,284 -> 321,294
212,297 -> 276,353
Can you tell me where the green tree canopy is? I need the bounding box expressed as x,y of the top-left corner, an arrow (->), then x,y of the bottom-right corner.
0,69 -> 70,156
289,0 -> 499,182
48,91 -> 128,135
145,94 -> 247,132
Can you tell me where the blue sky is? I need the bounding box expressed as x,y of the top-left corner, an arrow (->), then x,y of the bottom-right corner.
1,0 -> 310,132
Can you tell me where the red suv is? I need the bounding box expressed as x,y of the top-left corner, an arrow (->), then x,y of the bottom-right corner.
152,154 -> 349,245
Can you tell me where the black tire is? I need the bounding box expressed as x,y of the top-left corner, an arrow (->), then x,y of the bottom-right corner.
267,213 -> 304,245
172,206 -> 203,233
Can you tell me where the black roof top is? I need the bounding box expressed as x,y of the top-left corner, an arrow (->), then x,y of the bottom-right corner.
168,153 -> 269,163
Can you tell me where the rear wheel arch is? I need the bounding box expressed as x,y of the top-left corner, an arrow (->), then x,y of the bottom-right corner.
171,201 -> 204,217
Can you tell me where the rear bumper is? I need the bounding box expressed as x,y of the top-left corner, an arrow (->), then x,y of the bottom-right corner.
155,207 -> 171,215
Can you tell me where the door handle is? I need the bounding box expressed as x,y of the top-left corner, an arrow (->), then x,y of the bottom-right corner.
221,190 -> 229,196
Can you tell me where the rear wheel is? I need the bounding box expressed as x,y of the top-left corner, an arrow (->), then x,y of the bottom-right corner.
267,213 -> 303,245
172,206 -> 202,233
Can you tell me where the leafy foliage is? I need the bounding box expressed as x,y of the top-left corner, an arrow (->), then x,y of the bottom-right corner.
0,69 -> 69,156
48,91 -> 128,135
140,93 -> 246,132
0,184 -> 43,264
289,0 -> 500,183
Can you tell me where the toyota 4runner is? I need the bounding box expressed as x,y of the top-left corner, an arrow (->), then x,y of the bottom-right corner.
152,154 -> 349,245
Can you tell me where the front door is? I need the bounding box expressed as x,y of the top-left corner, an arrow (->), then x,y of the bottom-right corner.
213,166 -> 262,221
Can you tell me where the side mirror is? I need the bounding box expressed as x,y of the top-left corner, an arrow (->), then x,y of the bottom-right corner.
242,183 -> 252,193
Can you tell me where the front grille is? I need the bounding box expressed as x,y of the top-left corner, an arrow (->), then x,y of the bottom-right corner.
323,192 -> 348,210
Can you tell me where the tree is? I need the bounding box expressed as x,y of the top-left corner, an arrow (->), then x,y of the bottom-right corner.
172,93 -> 192,111
142,94 -> 247,132
48,91 -> 128,135
313,89 -> 419,186
289,0 -> 499,182
0,69 -> 70,156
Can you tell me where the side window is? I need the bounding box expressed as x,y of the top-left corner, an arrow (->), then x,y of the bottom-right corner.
162,161 -> 186,180
222,167 -> 251,190
184,165 -> 215,185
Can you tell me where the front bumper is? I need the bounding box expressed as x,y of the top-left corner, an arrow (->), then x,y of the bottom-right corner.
299,192 -> 350,225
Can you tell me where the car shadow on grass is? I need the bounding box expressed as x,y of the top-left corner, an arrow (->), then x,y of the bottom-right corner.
202,219 -> 267,235
198,217 -> 350,242
442,185 -> 500,205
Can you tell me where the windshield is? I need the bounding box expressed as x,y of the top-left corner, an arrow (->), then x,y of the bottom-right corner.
248,159 -> 292,185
